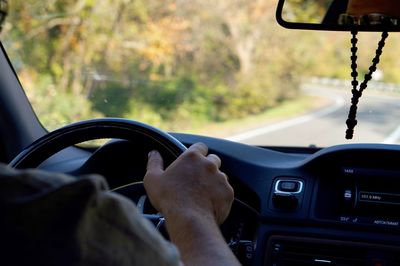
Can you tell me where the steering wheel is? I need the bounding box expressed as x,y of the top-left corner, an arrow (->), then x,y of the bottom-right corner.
9,117 -> 188,233
9,118 -> 259,263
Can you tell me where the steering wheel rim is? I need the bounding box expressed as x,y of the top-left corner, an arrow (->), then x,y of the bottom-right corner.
9,118 -> 187,169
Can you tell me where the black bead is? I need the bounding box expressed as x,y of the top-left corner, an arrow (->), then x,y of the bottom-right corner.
372,58 -> 380,64
350,105 -> 358,113
345,130 -> 354,139
346,119 -> 357,131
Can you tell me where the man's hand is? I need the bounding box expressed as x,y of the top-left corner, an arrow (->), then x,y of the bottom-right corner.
144,142 -> 240,266
144,142 -> 233,225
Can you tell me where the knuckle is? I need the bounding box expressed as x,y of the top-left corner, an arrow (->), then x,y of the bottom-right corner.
143,176 -> 150,189
218,172 -> 229,185
227,184 -> 234,200
152,157 -> 162,164
184,150 -> 200,160
194,142 -> 208,151
143,172 -> 152,185
204,159 -> 217,172
208,154 -> 221,165
220,172 -> 228,181
144,170 -> 154,179
221,180 -> 234,201
144,169 -> 161,183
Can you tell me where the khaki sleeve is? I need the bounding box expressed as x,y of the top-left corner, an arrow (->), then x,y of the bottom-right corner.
0,164 -> 181,266
77,181 -> 181,266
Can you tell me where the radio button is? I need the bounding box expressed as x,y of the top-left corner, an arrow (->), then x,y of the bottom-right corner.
344,189 -> 353,201
276,180 -> 303,193
279,181 -> 299,192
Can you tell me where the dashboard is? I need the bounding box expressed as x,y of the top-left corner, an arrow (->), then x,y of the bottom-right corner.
177,134 -> 400,265
39,133 -> 400,266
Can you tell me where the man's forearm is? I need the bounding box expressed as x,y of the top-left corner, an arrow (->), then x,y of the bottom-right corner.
165,211 -> 240,266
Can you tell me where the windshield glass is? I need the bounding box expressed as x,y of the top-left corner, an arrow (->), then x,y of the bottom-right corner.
3,1 -> 400,147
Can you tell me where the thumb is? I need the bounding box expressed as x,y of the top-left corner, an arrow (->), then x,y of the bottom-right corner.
146,150 -> 164,173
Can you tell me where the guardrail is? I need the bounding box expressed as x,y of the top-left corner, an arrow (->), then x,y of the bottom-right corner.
304,77 -> 400,93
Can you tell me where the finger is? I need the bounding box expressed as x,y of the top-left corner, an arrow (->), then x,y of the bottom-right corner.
220,171 -> 229,182
207,154 -> 221,168
146,150 -> 164,172
188,142 -> 208,156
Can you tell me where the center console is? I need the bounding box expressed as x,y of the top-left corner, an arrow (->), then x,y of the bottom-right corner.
265,164 -> 400,265
315,166 -> 400,229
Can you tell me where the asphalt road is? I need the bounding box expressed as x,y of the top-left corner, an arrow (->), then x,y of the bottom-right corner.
227,86 -> 400,147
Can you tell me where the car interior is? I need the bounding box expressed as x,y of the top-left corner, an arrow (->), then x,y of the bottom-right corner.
2,0 -> 400,265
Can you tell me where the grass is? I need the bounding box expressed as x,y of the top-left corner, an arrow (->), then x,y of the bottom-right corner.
180,94 -> 329,138
76,93 -> 328,148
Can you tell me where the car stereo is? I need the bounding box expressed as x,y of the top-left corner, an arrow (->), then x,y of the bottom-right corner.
314,167 -> 400,229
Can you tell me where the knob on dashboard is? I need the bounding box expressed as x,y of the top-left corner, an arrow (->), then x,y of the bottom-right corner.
271,178 -> 304,210
273,192 -> 299,210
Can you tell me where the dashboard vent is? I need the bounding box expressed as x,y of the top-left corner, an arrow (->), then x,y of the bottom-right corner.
267,236 -> 400,266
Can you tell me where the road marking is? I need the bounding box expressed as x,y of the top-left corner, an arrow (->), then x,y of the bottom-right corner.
382,125 -> 400,144
226,93 -> 345,142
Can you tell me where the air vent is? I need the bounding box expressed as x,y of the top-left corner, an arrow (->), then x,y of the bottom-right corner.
266,236 -> 400,266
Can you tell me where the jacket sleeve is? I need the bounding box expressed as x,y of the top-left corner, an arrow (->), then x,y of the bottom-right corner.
0,164 -> 181,266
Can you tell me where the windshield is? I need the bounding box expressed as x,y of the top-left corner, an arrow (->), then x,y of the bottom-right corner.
3,1 -> 400,147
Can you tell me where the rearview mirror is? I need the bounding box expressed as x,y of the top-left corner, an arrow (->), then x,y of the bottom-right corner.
276,0 -> 400,32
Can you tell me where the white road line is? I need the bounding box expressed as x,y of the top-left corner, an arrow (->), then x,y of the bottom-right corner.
226,93 -> 345,142
382,125 -> 400,144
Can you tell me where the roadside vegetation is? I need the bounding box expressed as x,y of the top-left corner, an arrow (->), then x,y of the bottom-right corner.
3,0 -> 400,132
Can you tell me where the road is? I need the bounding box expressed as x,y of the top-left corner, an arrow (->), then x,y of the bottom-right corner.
227,86 -> 400,147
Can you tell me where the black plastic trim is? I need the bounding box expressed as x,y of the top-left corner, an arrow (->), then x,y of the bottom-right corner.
276,0 -> 400,32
